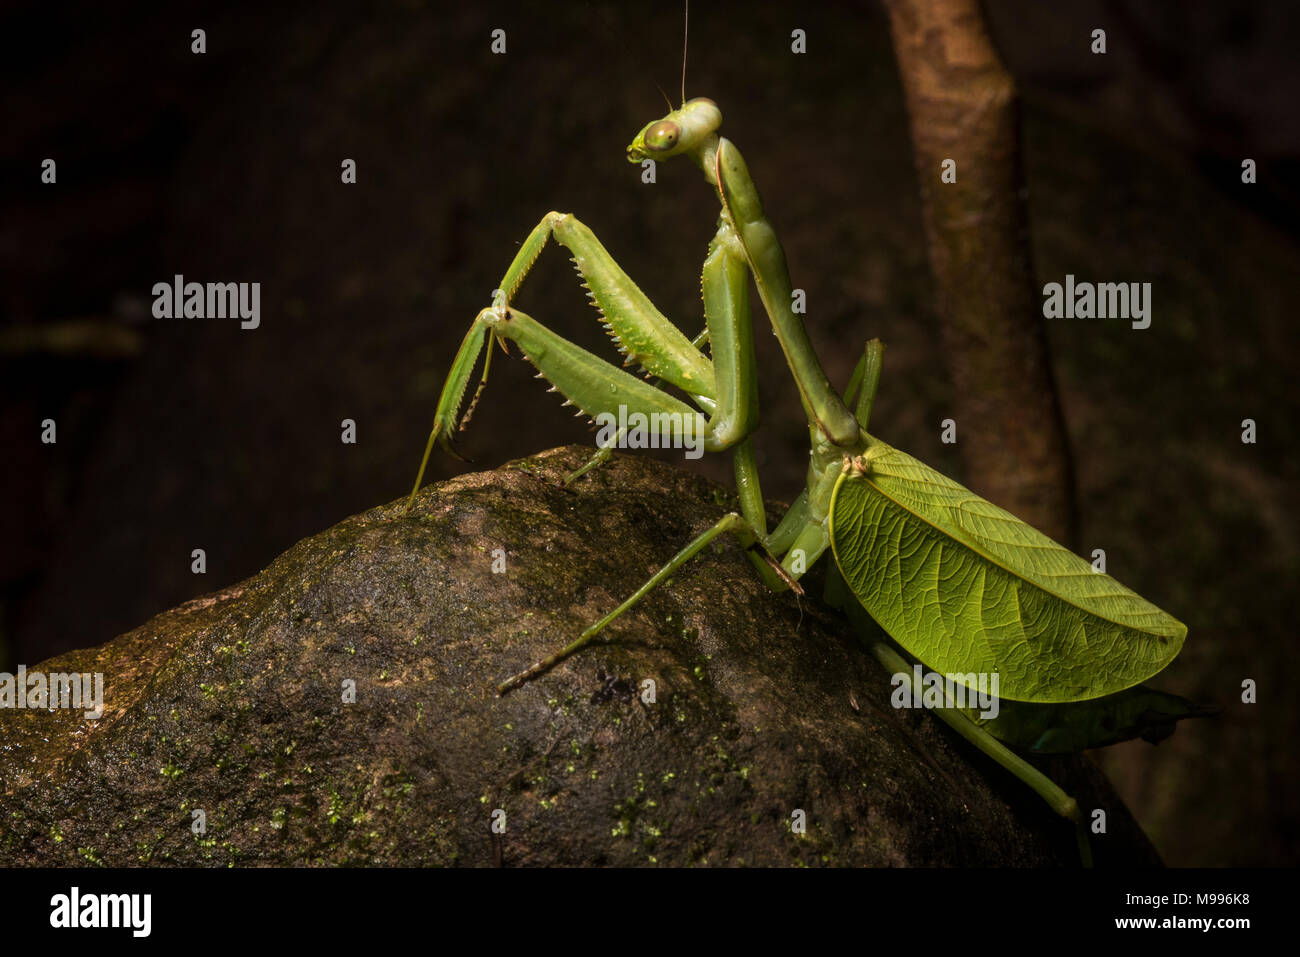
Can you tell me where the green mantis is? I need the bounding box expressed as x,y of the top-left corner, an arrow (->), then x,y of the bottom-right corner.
406,96 -> 1196,864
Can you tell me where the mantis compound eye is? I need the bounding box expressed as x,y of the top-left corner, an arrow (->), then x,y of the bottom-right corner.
644,120 -> 680,152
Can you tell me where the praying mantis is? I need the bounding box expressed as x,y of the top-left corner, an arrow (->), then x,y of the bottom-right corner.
405,95 -> 1197,865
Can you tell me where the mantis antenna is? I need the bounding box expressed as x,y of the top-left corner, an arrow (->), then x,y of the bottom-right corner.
681,0 -> 689,107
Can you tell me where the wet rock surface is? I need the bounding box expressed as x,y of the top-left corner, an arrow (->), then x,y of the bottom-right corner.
0,447 -> 1156,866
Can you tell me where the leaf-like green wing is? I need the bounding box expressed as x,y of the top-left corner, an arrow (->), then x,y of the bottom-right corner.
828,437 -> 1187,703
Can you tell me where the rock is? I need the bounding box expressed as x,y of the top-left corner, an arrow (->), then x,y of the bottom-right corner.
0,446 -> 1157,866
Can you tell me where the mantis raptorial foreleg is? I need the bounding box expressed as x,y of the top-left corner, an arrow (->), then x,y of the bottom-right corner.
407,214 -> 706,509
562,328 -> 713,485
499,212 -> 717,395
407,212 -> 766,510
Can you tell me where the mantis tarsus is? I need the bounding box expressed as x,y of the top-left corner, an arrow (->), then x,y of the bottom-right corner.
406,96 -> 1195,865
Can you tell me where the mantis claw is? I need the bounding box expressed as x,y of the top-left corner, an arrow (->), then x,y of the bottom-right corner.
753,546 -> 803,594
439,434 -> 471,463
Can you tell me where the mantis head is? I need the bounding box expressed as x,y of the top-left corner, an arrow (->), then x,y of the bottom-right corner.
627,97 -> 721,164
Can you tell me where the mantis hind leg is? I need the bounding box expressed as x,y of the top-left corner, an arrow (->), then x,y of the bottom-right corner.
870,638 -> 1093,867
826,565 -> 1092,866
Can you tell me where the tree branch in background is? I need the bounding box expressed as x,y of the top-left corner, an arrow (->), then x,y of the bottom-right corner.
883,0 -> 1077,545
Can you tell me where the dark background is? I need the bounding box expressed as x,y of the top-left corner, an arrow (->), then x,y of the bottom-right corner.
2,0 -> 1297,865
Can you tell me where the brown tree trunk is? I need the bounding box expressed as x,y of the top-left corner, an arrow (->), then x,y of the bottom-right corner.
883,0 -> 1077,545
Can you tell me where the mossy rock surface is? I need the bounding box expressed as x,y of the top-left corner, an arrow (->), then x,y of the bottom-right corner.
0,446 -> 1157,866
